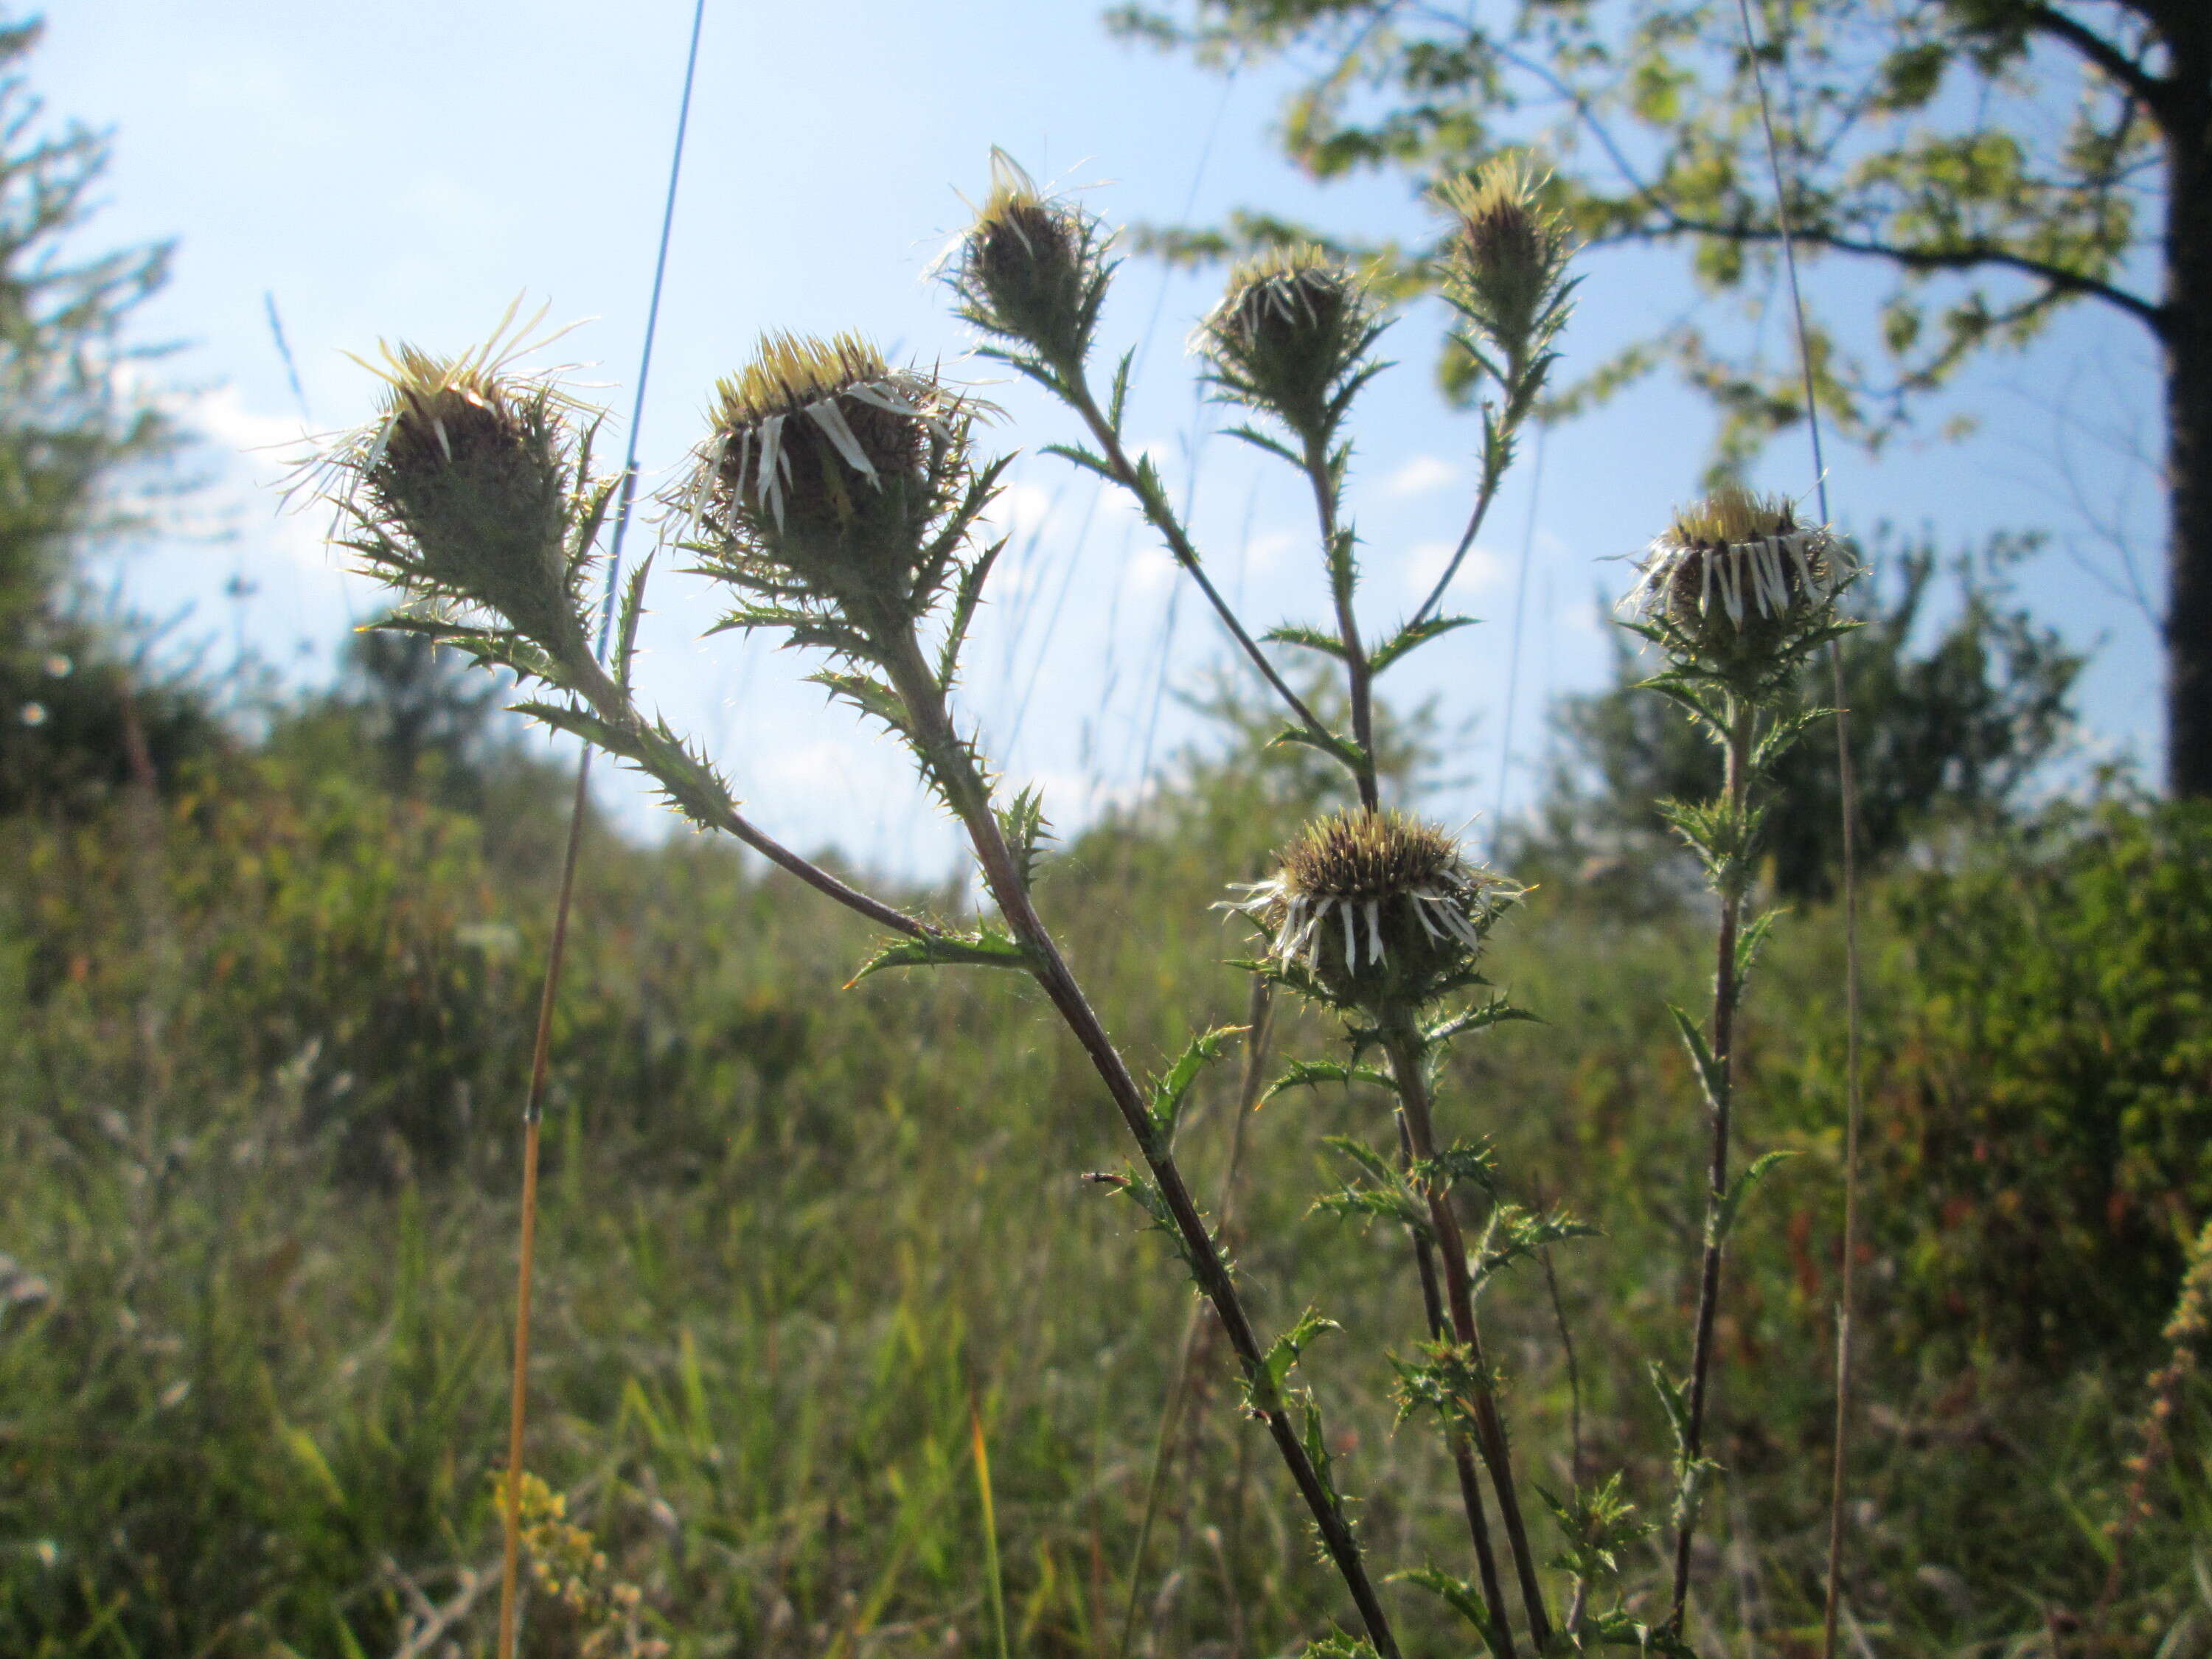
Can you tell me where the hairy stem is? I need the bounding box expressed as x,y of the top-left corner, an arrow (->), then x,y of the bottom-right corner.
1395,1110 -> 1516,1659
877,623 -> 1402,1658
1669,698 -> 1755,1630
1384,1027 -> 1553,1654
1302,434 -> 1380,812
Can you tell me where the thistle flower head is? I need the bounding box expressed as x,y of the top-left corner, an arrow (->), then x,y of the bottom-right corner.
1434,155 -> 1574,383
302,305 -> 599,663
1623,484 -> 1853,677
946,150 -> 1109,369
679,332 -> 977,622
1195,244 -> 1387,444
1226,810 -> 1519,1015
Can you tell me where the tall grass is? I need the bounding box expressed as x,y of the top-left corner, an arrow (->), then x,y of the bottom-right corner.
3,743 -> 2208,1655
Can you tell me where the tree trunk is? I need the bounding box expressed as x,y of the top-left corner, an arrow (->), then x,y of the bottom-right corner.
2166,32 -> 2212,796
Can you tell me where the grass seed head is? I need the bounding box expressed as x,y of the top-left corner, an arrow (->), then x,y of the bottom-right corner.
1196,244 -> 1382,442
950,151 -> 1104,368
1231,809 -> 1518,1015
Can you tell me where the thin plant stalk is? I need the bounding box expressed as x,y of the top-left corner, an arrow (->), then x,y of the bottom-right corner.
1382,1026 -> 1553,1653
496,745 -> 596,1659
1397,1110 -> 1517,1659
1718,3 -> 1870,1642
1298,435 -> 1379,811
1411,445 -> 1509,631
870,620 -> 1404,1658
1117,978 -> 1273,1659
1669,698 -> 1755,1631
1820,653 -> 1865,1659
1055,372 -> 1332,746
972,1402 -> 1012,1659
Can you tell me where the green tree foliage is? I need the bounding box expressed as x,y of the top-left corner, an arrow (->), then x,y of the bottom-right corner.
0,18 -> 211,813
1109,0 -> 2212,792
1519,533 -> 2081,898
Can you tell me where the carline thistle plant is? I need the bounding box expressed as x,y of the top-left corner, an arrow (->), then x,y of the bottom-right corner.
305,139 -> 1868,1659
1618,482 -> 1859,1635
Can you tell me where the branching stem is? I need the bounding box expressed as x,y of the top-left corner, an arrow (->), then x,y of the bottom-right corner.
1302,434 -> 1380,811
875,622 -> 1403,1659
1383,1026 -> 1553,1655
1057,369 -> 1334,746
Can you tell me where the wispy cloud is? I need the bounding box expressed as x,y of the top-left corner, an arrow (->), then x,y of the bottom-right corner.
1385,453 -> 1458,496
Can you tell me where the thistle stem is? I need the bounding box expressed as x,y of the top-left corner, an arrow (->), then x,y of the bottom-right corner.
1301,434 -> 1380,813
1396,1110 -> 1516,1659
1411,445 -> 1507,633
874,622 -> 1402,1658
1057,369 -> 1334,749
1669,698 -> 1756,1630
1382,1026 -> 1552,1654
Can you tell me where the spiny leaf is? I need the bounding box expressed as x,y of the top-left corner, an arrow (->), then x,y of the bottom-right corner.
995,785 -> 1053,893
1261,622 -> 1350,661
809,670 -> 911,738
1148,1024 -> 1247,1146
1262,1058 -> 1398,1106
844,926 -> 1031,987
937,534 -> 1010,690
1713,1149 -> 1800,1246
1733,905 -> 1787,998
1369,613 -> 1477,676
1395,1566 -> 1504,1657
1666,1003 -> 1728,1116
613,549 -> 655,693
1268,721 -> 1369,779
1425,995 -> 1539,1046
1752,705 -> 1832,773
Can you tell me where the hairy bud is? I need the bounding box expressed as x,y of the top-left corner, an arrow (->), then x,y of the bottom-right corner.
1195,245 -> 1386,445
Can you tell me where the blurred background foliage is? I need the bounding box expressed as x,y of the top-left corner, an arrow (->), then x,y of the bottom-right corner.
1,15 -> 2208,1659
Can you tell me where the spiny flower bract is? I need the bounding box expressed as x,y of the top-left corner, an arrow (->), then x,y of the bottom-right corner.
307,307 -> 599,662
1433,154 -> 1576,394
1624,483 -> 1853,675
1227,810 -> 1519,1015
679,332 -> 975,622
947,150 -> 1110,369
1195,244 -> 1387,445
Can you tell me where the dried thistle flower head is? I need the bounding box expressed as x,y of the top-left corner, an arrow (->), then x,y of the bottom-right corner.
1624,483 -> 1851,670
681,331 -> 971,616
947,150 -> 1107,369
1195,243 -> 1386,444
1227,810 -> 1519,1015
307,305 -> 598,663
1434,155 -> 1574,380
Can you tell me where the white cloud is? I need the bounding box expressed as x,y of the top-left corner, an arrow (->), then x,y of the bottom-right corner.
1385,453 -> 1459,496
985,480 -> 1059,539
1404,538 -> 1506,598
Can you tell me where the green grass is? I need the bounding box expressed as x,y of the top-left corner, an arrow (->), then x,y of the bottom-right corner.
1,745 -> 2206,1657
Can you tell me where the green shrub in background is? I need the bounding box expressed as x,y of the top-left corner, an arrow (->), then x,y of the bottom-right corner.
1877,800 -> 2212,1366
3,720 -> 2209,1656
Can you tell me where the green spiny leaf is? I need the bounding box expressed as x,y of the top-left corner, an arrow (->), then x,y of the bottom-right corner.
1713,1149 -> 1800,1246
1369,613 -> 1477,675
1148,1023 -> 1247,1146
1666,1003 -> 1728,1116
845,926 -> 1032,986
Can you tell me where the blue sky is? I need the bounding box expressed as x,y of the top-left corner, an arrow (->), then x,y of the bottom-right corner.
45,0 -> 2165,878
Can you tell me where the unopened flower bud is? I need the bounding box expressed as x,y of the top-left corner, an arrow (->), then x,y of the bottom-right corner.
1434,156 -> 1573,382
1227,810 -> 1517,1015
316,321 -> 596,664
1624,484 -> 1851,672
1195,245 -> 1385,445
950,150 -> 1105,369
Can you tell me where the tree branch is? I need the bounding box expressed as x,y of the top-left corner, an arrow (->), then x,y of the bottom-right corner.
1643,212 -> 2168,333
2010,0 -> 2172,118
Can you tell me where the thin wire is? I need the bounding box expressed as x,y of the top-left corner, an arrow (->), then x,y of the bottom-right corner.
496,6 -> 708,1655
1490,422 -> 1547,860
1727,10 -> 1865,1659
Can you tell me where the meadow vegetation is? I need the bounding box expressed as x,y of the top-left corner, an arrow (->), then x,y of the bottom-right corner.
2,692 -> 2208,1655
